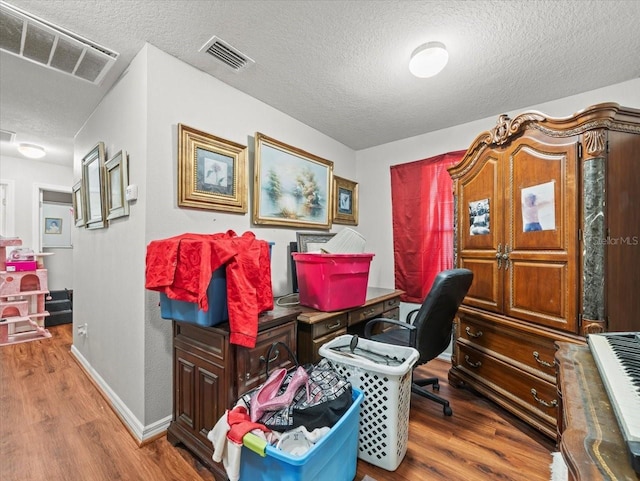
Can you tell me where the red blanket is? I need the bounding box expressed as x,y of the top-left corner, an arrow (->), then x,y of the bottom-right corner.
145,231 -> 273,347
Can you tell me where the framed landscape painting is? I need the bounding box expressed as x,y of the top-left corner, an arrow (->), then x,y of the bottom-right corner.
253,132 -> 333,229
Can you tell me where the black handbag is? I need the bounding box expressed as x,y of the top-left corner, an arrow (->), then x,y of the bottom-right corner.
241,341 -> 353,431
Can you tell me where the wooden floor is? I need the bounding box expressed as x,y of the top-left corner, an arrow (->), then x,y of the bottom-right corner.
0,324 -> 555,481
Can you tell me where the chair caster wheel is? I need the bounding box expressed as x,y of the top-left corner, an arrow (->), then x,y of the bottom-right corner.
433,382 -> 440,391
443,405 -> 453,416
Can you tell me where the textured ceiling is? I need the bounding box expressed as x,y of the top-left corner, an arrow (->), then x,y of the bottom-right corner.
1,0 -> 639,166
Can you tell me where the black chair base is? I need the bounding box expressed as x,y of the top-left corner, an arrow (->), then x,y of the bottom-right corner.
412,376 -> 453,416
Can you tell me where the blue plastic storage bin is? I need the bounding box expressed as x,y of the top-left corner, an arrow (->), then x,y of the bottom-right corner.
239,388 -> 363,481
159,267 -> 228,327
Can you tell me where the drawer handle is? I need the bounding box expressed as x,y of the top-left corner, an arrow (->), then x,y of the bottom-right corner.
325,320 -> 342,330
362,308 -> 376,317
532,351 -> 556,368
259,349 -> 279,365
531,388 -> 557,408
464,355 -> 482,368
465,327 -> 483,338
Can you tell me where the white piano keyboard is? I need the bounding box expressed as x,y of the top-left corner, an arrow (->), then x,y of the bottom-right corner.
588,332 -> 640,474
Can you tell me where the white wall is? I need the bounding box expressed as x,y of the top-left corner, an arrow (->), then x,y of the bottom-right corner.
0,154 -> 73,290
73,43 -> 358,436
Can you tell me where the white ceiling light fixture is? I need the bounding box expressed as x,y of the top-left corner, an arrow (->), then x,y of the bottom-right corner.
17,143 -> 46,159
409,41 -> 449,78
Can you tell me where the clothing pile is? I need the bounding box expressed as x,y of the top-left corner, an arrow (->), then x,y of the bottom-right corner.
145,230 -> 273,347
208,357 -> 352,481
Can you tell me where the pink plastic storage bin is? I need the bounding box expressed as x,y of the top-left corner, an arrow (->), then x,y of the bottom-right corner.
292,253 -> 374,311
5,260 -> 37,272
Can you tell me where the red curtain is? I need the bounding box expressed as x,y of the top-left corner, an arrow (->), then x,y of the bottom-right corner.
390,150 -> 466,303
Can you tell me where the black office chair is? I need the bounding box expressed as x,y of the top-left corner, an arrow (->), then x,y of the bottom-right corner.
363,268 -> 473,416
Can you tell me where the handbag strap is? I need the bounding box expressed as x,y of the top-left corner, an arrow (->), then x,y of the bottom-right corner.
262,341 -> 299,377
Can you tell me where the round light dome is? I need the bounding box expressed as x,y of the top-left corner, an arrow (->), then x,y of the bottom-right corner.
17,143 -> 46,159
409,42 -> 449,78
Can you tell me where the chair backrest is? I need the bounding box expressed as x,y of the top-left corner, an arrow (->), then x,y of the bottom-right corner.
412,268 -> 474,365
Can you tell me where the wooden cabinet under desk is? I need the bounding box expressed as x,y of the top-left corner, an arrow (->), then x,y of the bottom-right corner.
167,305 -> 299,478
296,287 -> 402,364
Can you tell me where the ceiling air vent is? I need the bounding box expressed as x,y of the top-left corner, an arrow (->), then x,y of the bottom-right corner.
0,1 -> 118,84
199,36 -> 254,72
0,129 -> 16,143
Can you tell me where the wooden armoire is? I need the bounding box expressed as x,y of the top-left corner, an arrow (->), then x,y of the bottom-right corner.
447,103 -> 640,438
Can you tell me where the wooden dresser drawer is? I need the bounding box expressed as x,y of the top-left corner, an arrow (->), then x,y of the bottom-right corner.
456,343 -> 558,427
458,314 -> 557,381
174,322 -> 226,363
235,321 -> 296,397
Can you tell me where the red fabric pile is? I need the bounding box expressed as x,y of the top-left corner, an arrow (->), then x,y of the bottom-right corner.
145,230 -> 273,347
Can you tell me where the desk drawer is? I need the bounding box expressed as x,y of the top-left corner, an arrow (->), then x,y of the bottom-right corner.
312,328 -> 348,363
458,314 -> 557,381
348,302 -> 384,326
310,313 -> 348,338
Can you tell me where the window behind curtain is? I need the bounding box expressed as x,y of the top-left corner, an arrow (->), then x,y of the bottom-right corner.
390,150 -> 466,303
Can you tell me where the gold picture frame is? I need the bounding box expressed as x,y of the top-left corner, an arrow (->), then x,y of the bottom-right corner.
82,141 -> 107,230
253,132 -> 333,229
104,149 -> 129,220
332,175 -> 359,225
178,124 -> 247,213
72,180 -> 85,227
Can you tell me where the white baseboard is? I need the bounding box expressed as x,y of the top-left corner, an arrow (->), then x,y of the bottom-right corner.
70,345 -> 171,444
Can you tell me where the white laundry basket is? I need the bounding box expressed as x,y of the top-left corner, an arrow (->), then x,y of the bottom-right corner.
319,335 -> 419,471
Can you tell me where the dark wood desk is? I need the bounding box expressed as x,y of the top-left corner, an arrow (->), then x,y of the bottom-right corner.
555,341 -> 639,481
296,287 -> 403,364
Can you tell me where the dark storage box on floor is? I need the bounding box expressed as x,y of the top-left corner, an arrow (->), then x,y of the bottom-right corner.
45,289 -> 73,327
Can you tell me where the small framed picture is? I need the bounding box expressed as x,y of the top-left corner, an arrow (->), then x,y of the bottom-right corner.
332,176 -> 358,225
296,232 -> 336,252
44,217 -> 63,234
104,149 -> 129,220
178,124 -> 248,213
72,180 -> 85,227
82,142 -> 107,230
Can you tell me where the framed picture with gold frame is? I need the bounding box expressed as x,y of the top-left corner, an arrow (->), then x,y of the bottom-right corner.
82,141 -> 107,230
178,124 -> 247,213
253,132 -> 333,229
332,175 -> 358,225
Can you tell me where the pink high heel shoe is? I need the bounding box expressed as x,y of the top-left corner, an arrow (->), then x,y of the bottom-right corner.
250,368 -> 287,421
251,366 -> 310,422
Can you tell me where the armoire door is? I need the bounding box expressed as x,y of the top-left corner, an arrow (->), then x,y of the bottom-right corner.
457,148 -> 505,314
504,135 -> 579,333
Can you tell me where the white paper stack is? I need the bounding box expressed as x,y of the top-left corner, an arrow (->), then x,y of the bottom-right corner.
321,228 -> 365,253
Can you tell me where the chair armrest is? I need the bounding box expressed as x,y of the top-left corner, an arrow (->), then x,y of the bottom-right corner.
364,317 -> 416,342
